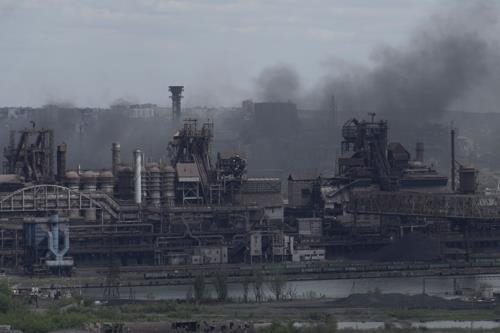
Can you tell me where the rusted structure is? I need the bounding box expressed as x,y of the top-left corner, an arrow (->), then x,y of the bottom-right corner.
3,126 -> 54,183
1,110 -> 500,274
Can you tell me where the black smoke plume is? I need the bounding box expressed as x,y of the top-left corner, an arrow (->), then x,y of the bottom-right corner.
313,1 -> 498,121
255,64 -> 301,103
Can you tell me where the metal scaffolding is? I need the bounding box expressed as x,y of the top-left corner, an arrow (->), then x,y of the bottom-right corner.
348,191 -> 500,220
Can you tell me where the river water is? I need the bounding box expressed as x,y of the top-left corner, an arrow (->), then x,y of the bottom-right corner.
82,274 -> 500,301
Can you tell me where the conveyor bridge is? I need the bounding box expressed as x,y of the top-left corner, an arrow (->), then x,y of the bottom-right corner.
347,191 -> 500,220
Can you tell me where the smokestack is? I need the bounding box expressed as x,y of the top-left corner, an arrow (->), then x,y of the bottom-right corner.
451,128 -> 456,192
134,149 -> 142,205
169,86 -> 184,122
416,142 -> 424,162
56,143 -> 67,181
112,142 -> 121,176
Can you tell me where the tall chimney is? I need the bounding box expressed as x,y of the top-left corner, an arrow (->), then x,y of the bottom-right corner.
56,143 -> 67,181
451,128 -> 456,192
169,86 -> 184,122
416,142 -> 424,162
112,142 -> 121,176
134,149 -> 142,205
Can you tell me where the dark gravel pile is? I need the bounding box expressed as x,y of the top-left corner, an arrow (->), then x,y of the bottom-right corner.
330,293 -> 493,310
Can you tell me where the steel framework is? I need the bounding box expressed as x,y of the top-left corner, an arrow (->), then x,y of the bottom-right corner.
347,191 -> 500,220
0,185 -> 119,219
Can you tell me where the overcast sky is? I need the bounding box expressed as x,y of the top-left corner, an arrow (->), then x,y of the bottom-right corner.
0,0 -> 438,107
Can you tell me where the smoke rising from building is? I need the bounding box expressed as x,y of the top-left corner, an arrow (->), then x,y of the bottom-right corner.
255,64 -> 301,103
308,1 -> 499,120
2,2 -> 500,173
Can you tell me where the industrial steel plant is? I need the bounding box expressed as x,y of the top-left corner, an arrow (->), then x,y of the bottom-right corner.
0,86 -> 499,280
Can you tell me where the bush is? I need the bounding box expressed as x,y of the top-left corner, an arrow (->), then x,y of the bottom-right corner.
253,270 -> 264,303
0,280 -> 12,313
193,274 -> 206,303
213,271 -> 228,301
258,322 -> 296,333
268,271 -> 287,301
0,293 -> 11,313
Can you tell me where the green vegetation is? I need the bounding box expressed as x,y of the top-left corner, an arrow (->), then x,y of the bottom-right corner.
0,279 -> 91,333
0,279 -> 203,333
5,278 -> 500,333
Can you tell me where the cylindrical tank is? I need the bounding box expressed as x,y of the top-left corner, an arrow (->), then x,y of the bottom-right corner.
148,164 -> 161,207
56,143 -> 67,181
134,150 -> 142,205
65,171 -> 80,191
80,171 -> 98,221
459,167 -> 477,194
416,142 -> 424,162
64,171 -> 80,219
98,170 -> 114,195
117,166 -> 134,200
161,165 -> 176,207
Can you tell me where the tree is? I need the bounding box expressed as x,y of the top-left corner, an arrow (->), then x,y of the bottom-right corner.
242,275 -> 251,303
193,274 -> 206,303
268,271 -> 287,301
213,271 -> 228,302
252,270 -> 264,303
0,281 -> 11,313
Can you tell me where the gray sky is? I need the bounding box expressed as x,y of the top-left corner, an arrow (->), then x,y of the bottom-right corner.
0,0 -> 437,107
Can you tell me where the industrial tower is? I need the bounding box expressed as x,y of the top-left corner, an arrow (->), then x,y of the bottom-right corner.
169,86 -> 184,122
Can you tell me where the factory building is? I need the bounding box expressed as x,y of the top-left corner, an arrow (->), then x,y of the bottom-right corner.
2,100 -> 500,274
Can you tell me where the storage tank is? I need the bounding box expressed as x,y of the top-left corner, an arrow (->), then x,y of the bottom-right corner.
459,167 -> 477,194
98,170 -> 114,195
80,171 -> 98,221
64,171 -> 80,219
148,164 -> 161,207
161,165 -> 176,207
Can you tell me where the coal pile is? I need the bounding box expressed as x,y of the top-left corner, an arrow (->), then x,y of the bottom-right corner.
372,233 -> 441,262
331,293 -> 492,310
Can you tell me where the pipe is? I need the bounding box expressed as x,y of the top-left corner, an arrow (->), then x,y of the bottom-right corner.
112,142 -> 121,176
134,149 -> 142,205
56,143 -> 67,181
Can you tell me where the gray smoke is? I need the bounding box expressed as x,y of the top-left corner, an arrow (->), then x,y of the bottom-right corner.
313,1 -> 499,121
3,1 -> 500,174
255,64 -> 301,103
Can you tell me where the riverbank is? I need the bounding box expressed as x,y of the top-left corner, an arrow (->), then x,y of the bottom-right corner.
5,283 -> 500,333
9,294 -> 500,332
7,259 -> 500,293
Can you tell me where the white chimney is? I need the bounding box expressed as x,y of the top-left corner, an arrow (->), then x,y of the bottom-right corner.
134,149 -> 142,205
